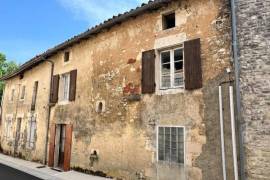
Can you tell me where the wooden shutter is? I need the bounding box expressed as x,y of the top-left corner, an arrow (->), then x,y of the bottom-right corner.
141,50 -> 156,94
184,38 -> 202,90
63,124 -> 73,171
31,81 -> 38,111
48,124 -> 56,167
50,75 -> 59,103
69,70 -> 77,101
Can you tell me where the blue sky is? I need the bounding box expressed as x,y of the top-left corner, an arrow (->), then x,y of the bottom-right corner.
0,0 -> 148,64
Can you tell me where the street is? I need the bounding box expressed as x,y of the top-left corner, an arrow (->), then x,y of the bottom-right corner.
0,163 -> 42,180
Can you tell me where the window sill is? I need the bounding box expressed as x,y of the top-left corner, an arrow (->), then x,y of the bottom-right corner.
63,61 -> 71,66
19,99 -> 25,102
58,101 -> 70,105
157,87 -> 185,95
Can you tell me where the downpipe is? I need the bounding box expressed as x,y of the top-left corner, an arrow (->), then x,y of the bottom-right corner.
43,58 -> 54,165
229,85 -> 239,180
230,0 -> 245,179
219,86 -> 227,180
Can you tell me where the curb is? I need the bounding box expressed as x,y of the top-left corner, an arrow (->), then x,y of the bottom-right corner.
0,154 -> 61,180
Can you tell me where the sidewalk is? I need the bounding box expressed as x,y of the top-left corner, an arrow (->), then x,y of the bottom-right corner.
0,153 -> 110,180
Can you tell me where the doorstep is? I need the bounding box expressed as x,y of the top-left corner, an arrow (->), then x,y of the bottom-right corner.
0,153 -> 110,180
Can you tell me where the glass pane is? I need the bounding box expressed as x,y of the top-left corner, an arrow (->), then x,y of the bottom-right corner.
165,127 -> 171,161
174,49 -> 183,61
161,51 -> 170,64
158,127 -> 165,161
174,73 -> 184,86
175,61 -> 183,72
171,127 -> 177,162
162,63 -> 171,74
177,128 -> 184,163
162,75 -> 171,88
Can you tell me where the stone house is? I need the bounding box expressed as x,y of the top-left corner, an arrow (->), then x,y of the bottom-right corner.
0,0 -> 240,179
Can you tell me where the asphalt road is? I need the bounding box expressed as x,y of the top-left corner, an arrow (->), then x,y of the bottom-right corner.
0,163 -> 42,180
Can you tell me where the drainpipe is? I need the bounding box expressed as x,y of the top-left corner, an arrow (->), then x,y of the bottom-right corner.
229,85 -> 239,180
230,0 -> 245,179
43,58 -> 54,165
219,85 -> 227,180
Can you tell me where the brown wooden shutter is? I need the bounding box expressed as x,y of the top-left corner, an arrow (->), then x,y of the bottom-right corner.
63,124 -> 73,171
69,70 -> 77,101
48,124 -> 56,167
50,75 -> 59,103
142,50 -> 156,94
184,38 -> 202,90
31,81 -> 38,111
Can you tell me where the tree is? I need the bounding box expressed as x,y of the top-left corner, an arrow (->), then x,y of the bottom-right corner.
0,53 -> 19,102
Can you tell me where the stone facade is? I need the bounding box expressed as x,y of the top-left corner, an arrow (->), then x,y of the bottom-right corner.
0,0 -> 235,179
236,0 -> 270,179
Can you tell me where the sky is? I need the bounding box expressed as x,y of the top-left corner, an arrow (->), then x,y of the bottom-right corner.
0,0 -> 148,64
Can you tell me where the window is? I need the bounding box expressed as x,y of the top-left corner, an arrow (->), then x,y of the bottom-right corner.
64,51 -> 70,62
5,116 -> 13,140
158,126 -> 184,164
31,81 -> 38,111
60,73 -> 70,101
163,12 -> 175,30
20,86 -> 26,100
27,115 -> 36,148
160,48 -> 184,89
10,89 -> 15,101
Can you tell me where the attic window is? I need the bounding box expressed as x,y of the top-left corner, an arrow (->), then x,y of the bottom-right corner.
64,51 -> 70,62
163,12 -> 175,30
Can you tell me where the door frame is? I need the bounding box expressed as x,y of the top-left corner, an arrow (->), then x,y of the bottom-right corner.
48,123 -> 73,171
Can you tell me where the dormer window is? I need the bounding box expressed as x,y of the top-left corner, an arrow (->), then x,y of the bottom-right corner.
162,12 -> 175,30
64,51 -> 70,62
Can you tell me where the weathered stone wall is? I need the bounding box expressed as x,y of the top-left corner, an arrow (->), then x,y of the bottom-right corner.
0,62 -> 51,162
237,0 -> 270,179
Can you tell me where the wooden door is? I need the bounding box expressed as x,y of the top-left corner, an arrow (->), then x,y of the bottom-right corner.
48,124 -> 56,167
63,124 -> 73,171
58,125 -> 66,168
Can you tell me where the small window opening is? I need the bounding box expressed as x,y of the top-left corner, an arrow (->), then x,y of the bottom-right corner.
98,102 -> 103,113
96,101 -> 105,113
163,12 -> 175,30
64,51 -> 70,62
10,89 -> 15,101
20,86 -> 26,100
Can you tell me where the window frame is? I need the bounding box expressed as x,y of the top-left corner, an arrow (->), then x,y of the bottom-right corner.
156,125 -> 186,165
59,73 -> 70,102
162,12 -> 176,30
159,46 -> 185,90
20,85 -> 26,101
31,81 -> 39,110
64,51 -> 70,63
27,115 -> 37,149
10,89 -> 15,102
5,116 -> 13,140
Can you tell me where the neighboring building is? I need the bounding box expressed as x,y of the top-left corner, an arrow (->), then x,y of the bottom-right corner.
236,0 -> 270,179
0,0 -> 238,179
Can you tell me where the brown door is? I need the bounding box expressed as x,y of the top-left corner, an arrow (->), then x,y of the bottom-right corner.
58,125 -> 66,169
48,124 -> 56,167
63,124 -> 73,171
48,124 -> 72,171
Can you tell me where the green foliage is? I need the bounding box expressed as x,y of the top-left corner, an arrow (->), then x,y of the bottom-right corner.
0,52 -> 19,102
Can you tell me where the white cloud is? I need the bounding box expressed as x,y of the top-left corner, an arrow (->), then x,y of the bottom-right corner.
57,0 -> 149,25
